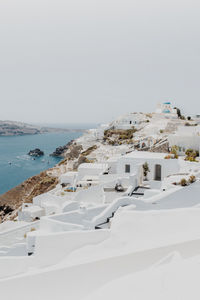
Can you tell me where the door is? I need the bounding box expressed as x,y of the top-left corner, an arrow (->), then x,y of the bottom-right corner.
125,164 -> 130,173
155,164 -> 161,181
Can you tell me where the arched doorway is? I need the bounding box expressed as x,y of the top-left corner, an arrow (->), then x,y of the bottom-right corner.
155,164 -> 161,181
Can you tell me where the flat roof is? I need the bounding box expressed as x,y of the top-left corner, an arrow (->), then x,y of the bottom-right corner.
78,163 -> 108,169
24,206 -> 43,213
124,151 -> 167,159
81,175 -> 99,181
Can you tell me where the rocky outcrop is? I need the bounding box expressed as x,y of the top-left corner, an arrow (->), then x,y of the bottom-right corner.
103,129 -> 137,145
50,140 -> 74,157
58,144 -> 83,166
73,155 -> 88,170
81,145 -> 97,156
0,205 -> 13,222
28,148 -> 44,157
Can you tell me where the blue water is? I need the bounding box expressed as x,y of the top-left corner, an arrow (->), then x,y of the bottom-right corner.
0,132 -> 83,195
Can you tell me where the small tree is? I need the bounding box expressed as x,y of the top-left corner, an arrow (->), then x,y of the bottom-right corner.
170,145 -> 179,159
180,178 -> 187,186
143,162 -> 150,180
174,107 -> 181,118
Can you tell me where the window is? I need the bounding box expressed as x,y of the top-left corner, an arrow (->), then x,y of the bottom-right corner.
125,164 -> 130,173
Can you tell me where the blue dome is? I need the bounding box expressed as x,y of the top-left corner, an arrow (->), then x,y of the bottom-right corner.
163,102 -> 171,105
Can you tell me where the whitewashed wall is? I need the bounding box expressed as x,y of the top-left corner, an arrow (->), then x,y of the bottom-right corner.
117,157 -> 180,181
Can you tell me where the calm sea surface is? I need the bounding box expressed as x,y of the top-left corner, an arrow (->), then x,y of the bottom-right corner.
0,131 -> 83,195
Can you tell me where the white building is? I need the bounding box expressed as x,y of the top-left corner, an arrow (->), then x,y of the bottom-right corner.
18,204 -> 45,222
77,163 -> 108,181
109,113 -> 146,130
60,171 -> 78,186
155,102 -> 177,118
168,125 -> 200,155
116,151 -> 180,181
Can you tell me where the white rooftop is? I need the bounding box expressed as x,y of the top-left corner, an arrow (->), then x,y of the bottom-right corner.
125,151 -> 167,159
23,205 -> 43,213
81,175 -> 99,181
78,163 -> 108,169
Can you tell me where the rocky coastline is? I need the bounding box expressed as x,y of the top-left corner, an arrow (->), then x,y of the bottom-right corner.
50,140 -> 74,157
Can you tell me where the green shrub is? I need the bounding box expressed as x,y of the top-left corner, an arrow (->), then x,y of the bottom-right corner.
185,149 -> 198,162
108,140 -> 115,145
170,145 -> 179,159
185,122 -> 197,127
189,175 -> 196,183
185,149 -> 195,156
180,178 -> 187,186
185,156 -> 198,162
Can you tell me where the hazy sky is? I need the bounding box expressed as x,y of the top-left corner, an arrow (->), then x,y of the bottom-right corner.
0,0 -> 200,124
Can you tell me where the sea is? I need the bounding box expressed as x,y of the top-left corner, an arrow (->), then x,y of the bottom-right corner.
0,123 -> 96,195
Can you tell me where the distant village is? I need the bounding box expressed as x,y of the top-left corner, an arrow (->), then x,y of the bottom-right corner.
1,102 -> 200,299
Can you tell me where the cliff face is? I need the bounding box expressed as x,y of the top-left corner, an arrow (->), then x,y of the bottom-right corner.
0,171 -> 58,222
